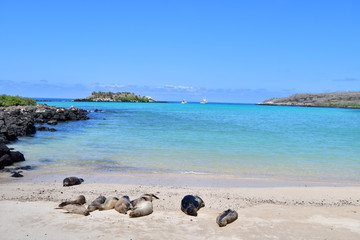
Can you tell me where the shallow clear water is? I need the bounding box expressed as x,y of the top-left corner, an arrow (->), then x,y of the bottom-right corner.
9,101 -> 360,183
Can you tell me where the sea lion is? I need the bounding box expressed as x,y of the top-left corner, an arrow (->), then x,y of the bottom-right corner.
62,204 -> 89,216
129,194 -> 159,218
98,197 -> 119,211
130,193 -> 159,206
181,195 -> 205,216
114,196 -> 132,214
87,195 -> 106,212
63,177 -> 84,187
216,209 -> 238,227
58,195 -> 86,208
10,170 -> 23,178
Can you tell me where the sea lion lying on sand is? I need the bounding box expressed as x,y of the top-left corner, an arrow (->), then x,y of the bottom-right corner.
87,195 -> 106,212
115,196 -> 132,214
129,194 -> 159,218
58,195 -> 86,208
181,195 -> 205,216
98,197 -> 119,211
62,204 -> 89,216
216,209 -> 238,227
63,177 -> 84,187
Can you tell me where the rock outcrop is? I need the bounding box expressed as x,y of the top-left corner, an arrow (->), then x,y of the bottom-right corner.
0,104 -> 89,143
0,143 -> 25,169
258,92 -> 360,108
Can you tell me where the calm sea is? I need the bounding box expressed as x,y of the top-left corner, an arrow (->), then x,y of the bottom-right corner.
9,100 -> 360,184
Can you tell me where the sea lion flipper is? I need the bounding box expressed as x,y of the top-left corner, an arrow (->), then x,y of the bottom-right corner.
151,194 -> 159,199
58,202 -> 68,208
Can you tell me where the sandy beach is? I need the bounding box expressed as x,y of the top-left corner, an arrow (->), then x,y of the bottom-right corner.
1,172 -> 360,240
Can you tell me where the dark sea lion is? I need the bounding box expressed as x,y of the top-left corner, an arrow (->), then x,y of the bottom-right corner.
10,170 -> 23,178
114,196 -> 132,214
87,195 -> 106,212
181,195 -> 205,216
129,194 -> 159,218
216,209 -> 238,227
58,195 -> 86,208
63,204 -> 89,216
98,197 -> 119,211
63,177 -> 84,187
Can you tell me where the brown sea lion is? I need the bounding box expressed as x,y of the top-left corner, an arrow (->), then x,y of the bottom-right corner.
63,177 -> 84,187
87,195 -> 106,212
58,195 -> 86,208
216,209 -> 238,227
98,197 -> 119,211
114,196 -> 132,214
181,195 -> 205,216
129,194 -> 159,218
62,204 -> 89,216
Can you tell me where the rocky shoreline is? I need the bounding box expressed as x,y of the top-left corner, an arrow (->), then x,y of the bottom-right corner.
258,91 -> 360,108
0,104 -> 89,169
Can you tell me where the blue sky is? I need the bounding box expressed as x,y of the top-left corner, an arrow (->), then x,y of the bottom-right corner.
0,0 -> 359,103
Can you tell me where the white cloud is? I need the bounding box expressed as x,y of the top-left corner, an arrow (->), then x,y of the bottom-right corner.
96,84 -> 127,88
160,85 -> 196,91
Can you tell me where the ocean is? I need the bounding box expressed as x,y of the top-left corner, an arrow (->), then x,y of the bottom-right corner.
9,100 -> 360,185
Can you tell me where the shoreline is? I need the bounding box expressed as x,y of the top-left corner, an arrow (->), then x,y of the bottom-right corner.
2,166 -> 360,188
1,180 -> 360,239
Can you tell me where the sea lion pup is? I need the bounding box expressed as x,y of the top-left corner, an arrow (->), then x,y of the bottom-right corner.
181,195 -> 205,216
63,204 -> 89,216
129,194 -> 159,218
98,197 -> 119,211
58,195 -> 86,208
87,195 -> 106,212
63,176 -> 84,187
114,196 -> 132,214
216,209 -> 238,227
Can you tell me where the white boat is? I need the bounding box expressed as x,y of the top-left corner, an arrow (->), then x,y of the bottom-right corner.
181,99 -> 187,104
200,98 -> 207,104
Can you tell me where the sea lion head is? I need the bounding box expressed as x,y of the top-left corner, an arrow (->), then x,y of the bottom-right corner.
184,207 -> 198,216
141,194 -> 159,202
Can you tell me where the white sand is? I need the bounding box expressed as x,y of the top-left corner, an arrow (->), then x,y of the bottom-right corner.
1,178 -> 360,240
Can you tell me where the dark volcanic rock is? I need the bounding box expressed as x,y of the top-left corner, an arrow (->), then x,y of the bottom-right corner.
0,154 -> 13,169
0,104 -> 89,169
0,104 -> 89,143
36,126 -> 57,132
9,151 -> 25,163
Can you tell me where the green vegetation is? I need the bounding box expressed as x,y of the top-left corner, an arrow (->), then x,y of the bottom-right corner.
329,103 -> 360,108
76,91 -> 155,102
0,95 -> 37,107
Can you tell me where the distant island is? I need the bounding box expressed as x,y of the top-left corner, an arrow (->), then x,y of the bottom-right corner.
74,91 -> 155,103
258,92 -> 360,108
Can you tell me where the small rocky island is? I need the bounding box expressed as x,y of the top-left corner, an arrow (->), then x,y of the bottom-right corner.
258,92 -> 360,108
74,91 -> 155,103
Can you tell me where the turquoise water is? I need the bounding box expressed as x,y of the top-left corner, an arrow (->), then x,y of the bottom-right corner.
9,101 -> 360,183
